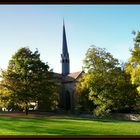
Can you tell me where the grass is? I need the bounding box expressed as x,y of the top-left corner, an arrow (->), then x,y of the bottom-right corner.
0,115 -> 140,135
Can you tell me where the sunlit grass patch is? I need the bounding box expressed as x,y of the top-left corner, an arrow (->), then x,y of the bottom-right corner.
0,115 -> 139,135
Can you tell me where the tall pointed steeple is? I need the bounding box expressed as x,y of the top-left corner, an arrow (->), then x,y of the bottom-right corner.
61,20 -> 70,75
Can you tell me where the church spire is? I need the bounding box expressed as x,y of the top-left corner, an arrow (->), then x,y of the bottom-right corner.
61,20 -> 70,75
62,19 -> 69,56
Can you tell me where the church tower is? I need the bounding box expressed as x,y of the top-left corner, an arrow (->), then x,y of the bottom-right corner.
61,20 -> 70,76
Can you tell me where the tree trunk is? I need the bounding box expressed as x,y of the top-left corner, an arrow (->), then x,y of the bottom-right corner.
25,103 -> 29,115
25,106 -> 28,115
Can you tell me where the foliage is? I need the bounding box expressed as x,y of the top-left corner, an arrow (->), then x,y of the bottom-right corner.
0,47 -> 59,114
125,31 -> 140,92
76,73 -> 94,113
76,46 -> 139,117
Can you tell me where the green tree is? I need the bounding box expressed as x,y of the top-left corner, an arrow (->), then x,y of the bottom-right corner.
76,73 -> 94,113
103,65 -> 138,113
126,31 -> 140,93
0,47 -> 59,115
76,46 -> 139,117
124,31 -> 140,112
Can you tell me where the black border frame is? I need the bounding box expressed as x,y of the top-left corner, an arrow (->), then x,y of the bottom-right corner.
0,2 -> 140,139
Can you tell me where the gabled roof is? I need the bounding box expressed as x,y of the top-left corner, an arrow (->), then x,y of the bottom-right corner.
64,71 -> 84,82
67,71 -> 84,80
52,71 -> 84,83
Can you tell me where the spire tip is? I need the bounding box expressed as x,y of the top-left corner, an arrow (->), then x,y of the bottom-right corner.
63,18 -> 65,26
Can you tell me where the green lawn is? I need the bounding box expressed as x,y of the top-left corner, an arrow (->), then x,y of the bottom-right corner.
0,115 -> 140,135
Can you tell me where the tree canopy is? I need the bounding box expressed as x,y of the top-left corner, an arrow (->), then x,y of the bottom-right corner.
126,31 -> 140,93
76,46 -> 139,117
0,47 -> 59,114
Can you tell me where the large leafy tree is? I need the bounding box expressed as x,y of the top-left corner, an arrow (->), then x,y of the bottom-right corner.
76,46 -> 138,117
0,47 -> 59,115
126,31 -> 140,93
125,31 -> 140,112
103,65 -> 138,113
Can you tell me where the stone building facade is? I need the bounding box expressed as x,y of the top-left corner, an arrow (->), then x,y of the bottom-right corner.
54,71 -> 84,112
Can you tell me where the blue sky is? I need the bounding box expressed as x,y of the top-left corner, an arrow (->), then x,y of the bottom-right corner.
0,5 -> 139,73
